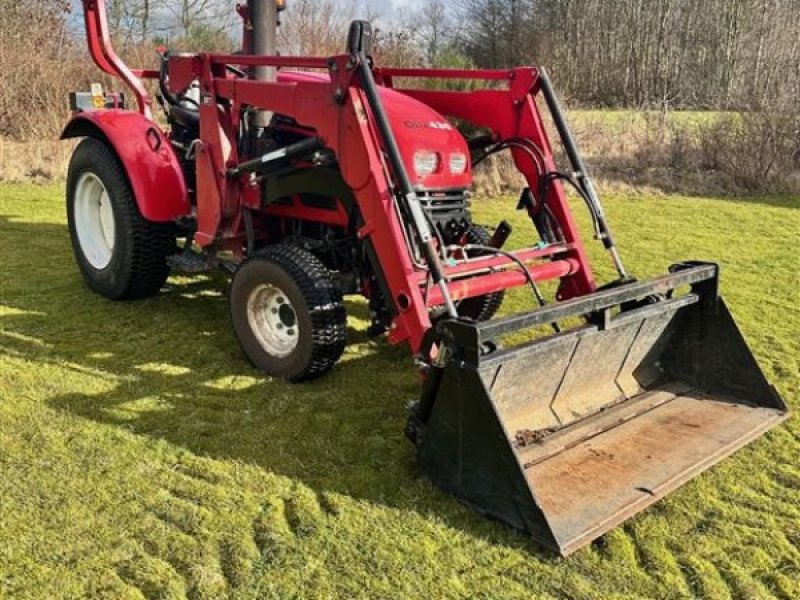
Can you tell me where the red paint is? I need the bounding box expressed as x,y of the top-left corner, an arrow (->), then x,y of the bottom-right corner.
61,111 -> 190,223
427,260 -> 580,306
396,84 -> 597,299
270,71 -> 472,191
426,245 -> 575,282
72,0 -> 600,356
264,197 -> 350,228
80,0 -> 154,118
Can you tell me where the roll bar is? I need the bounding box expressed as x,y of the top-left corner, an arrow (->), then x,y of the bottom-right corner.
81,0 -> 157,119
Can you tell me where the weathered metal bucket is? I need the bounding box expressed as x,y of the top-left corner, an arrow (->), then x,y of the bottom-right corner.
408,262 -> 788,556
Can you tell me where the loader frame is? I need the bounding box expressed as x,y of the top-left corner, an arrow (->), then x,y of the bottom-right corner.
70,0 -> 604,354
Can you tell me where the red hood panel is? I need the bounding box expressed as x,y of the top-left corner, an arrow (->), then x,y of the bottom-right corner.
277,71 -> 471,189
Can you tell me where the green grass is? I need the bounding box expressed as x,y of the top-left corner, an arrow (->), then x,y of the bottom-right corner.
1,183 -> 798,599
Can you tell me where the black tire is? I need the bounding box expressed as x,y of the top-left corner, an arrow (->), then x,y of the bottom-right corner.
66,137 -> 174,300
457,225 -> 505,321
230,245 -> 347,382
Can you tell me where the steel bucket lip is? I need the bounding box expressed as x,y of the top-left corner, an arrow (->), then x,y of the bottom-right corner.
479,293 -> 700,370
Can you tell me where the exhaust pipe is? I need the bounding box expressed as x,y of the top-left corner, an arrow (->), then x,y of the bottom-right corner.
248,0 -> 279,129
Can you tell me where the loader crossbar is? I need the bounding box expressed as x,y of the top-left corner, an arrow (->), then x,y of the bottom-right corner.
450,262 -> 718,347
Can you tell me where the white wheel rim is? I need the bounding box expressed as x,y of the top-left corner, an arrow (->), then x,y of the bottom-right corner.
74,172 -> 116,270
247,284 -> 300,358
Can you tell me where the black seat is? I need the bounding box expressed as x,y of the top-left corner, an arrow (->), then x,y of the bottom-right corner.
170,103 -> 199,132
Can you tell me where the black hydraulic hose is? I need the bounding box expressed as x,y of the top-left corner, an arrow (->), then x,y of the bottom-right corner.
541,171 -> 603,238
461,244 -> 561,333
424,210 -> 449,262
538,68 -> 628,279
243,209 -> 256,256
349,21 -> 458,318
159,52 -> 200,110
474,140 -> 545,177
158,56 -> 177,107
506,137 -> 548,172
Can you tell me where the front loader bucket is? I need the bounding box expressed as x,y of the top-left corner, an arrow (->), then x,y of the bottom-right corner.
408,263 -> 788,556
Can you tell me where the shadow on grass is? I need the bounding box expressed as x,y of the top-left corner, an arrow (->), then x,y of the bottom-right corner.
0,214 -> 544,557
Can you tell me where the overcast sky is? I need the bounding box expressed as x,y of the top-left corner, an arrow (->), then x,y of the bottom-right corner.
379,0 -> 423,14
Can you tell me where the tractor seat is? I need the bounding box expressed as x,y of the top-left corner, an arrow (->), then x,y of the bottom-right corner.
170,103 -> 199,132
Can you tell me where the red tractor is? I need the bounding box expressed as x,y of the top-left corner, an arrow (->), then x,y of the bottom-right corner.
64,1 -> 787,555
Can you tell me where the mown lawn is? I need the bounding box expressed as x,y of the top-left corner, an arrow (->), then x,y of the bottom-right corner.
0,183 -> 798,600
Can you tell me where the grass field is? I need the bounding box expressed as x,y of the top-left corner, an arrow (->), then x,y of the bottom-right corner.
1,183 -> 798,599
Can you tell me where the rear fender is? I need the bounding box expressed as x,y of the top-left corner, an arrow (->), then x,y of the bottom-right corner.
61,110 -> 190,222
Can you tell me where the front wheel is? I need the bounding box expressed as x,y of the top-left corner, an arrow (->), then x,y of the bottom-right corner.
230,245 -> 347,382
66,137 -> 174,299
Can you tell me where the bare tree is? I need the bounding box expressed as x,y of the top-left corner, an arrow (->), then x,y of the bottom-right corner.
0,0 -> 91,139
453,0 -> 800,109
277,0 -> 385,56
278,0 -> 356,55
417,0 -> 450,66
163,0 -> 236,37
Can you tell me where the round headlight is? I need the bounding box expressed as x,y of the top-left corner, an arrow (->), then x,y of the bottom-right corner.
413,151 -> 440,176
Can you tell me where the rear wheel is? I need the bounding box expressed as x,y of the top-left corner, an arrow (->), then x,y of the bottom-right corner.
66,137 -> 174,299
457,225 -> 505,321
230,245 -> 347,382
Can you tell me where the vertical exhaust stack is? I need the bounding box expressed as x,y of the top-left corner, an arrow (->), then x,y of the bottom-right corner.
248,0 -> 279,129
409,263 -> 788,555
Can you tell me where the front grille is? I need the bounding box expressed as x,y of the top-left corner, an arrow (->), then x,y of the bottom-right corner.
416,190 -> 470,224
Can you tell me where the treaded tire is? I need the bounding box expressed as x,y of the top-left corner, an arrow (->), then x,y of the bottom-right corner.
230,245 -> 347,382
66,137 -> 174,300
457,225 -> 505,321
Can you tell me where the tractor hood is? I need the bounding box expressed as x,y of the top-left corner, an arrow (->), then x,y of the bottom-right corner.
379,86 -> 472,190
278,71 -> 472,190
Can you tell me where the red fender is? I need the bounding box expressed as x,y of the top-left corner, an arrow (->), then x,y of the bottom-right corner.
61,110 -> 190,222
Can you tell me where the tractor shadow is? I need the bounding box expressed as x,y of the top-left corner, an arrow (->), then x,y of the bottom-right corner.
0,213 -> 543,557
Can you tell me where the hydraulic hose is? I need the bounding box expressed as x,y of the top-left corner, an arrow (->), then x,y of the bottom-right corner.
538,68 -> 629,280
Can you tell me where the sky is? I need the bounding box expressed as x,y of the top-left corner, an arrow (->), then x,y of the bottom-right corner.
381,0 -> 424,13
68,0 -> 425,32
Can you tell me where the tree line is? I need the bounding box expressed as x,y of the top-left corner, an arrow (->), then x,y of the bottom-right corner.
451,0 -> 800,109
60,0 -> 800,110
1,0 -> 798,141
265,0 -> 800,110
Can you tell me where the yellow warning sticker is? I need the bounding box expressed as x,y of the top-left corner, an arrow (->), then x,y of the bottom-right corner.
91,83 -> 104,108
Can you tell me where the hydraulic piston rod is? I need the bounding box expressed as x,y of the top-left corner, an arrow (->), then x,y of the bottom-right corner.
538,68 -> 629,280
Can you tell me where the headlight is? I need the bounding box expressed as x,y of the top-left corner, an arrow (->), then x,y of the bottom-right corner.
413,151 -> 440,176
449,153 -> 468,174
